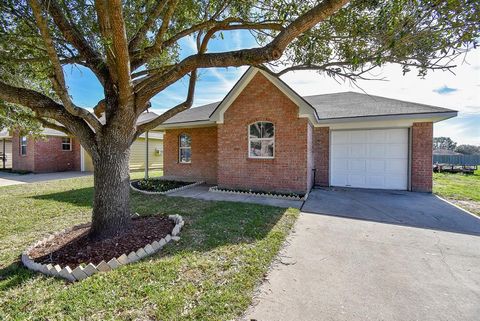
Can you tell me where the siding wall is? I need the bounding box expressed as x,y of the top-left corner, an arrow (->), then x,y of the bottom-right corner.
82,138 -> 164,172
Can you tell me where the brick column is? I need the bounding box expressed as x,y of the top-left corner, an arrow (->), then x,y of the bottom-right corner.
411,122 -> 433,192
313,127 -> 329,186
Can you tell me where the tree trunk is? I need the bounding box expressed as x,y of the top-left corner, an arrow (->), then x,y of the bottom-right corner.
89,145 -> 132,240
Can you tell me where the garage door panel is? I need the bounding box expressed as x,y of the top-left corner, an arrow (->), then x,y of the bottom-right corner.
367,130 -> 387,143
350,144 -> 367,157
330,129 -> 408,190
331,172 -> 347,186
349,159 -> 366,171
350,131 -> 367,143
348,174 -> 366,187
368,144 -> 386,157
331,131 -> 349,144
386,144 -> 408,158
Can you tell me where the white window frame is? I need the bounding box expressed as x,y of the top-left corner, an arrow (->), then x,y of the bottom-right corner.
61,137 -> 72,151
248,121 -> 275,159
20,136 -> 27,156
178,133 -> 191,164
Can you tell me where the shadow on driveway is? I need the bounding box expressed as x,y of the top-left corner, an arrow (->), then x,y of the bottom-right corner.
302,187 -> 480,236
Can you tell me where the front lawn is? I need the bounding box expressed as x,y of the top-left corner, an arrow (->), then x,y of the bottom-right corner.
433,169 -> 480,216
0,174 -> 298,320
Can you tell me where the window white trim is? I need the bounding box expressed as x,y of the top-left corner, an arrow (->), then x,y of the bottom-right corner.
178,133 -> 191,163
248,122 -> 275,159
61,137 -> 72,151
20,136 -> 27,156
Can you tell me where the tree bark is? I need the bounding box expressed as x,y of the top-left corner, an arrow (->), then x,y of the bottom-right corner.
89,145 -> 132,240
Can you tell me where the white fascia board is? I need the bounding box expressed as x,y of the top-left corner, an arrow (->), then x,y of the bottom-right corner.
154,120 -> 216,130
318,112 -> 457,130
314,111 -> 457,128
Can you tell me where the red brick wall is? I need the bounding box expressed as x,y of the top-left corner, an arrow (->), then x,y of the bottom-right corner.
306,122 -> 314,191
313,127 -> 329,186
12,132 -> 35,172
11,132 -> 81,173
34,136 -> 81,172
411,122 -> 433,192
163,127 -> 218,183
217,72 -> 309,194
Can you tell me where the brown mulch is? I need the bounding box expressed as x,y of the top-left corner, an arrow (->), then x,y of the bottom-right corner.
29,216 -> 175,269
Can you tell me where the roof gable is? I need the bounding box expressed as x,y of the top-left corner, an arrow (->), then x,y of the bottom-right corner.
209,67 -> 318,124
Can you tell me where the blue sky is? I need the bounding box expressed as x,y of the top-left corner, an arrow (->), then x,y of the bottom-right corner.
64,30 -> 480,145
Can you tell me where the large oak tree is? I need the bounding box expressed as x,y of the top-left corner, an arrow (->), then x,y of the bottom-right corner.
0,0 -> 478,239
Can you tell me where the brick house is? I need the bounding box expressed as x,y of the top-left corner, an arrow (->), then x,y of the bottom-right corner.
156,67 -> 456,193
10,113 -> 164,173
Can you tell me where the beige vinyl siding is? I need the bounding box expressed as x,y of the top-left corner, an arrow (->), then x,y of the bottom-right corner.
1,139 -> 12,168
82,138 -> 163,172
129,137 -> 163,170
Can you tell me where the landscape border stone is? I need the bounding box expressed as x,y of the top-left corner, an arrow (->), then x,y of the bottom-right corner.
209,186 -> 308,201
21,214 -> 185,282
130,178 -> 204,195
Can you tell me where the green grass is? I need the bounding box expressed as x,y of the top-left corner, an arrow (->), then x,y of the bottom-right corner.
0,173 -> 298,320
433,169 -> 480,215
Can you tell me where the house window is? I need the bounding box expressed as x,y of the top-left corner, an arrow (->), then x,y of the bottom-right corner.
249,121 -> 274,158
179,133 -> 191,163
61,137 -> 72,151
20,136 -> 27,156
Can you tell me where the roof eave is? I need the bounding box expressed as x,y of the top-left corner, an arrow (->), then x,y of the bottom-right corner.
314,111 -> 458,125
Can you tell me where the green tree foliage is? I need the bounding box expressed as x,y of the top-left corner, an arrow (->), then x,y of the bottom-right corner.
433,137 -> 457,150
455,144 -> 480,155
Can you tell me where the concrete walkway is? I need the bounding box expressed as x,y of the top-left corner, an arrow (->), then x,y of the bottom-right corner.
244,212 -> 480,321
168,184 -> 303,208
0,171 -> 91,187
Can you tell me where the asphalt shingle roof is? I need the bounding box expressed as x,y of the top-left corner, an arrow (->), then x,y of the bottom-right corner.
303,92 -> 455,120
162,91 -> 454,125
163,102 -> 219,124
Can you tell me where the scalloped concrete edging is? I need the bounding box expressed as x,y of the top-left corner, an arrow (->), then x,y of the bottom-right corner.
130,179 -> 204,195
209,186 -> 308,201
21,215 -> 185,282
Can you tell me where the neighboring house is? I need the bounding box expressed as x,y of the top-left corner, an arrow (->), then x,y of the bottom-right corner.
155,67 -> 456,193
0,129 -> 12,169
10,112 -> 163,173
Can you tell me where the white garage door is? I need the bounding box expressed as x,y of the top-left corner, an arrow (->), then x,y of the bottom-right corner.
330,129 -> 409,190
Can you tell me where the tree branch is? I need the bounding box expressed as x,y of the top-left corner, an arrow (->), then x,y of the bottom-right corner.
135,0 -> 350,106
29,0 -> 102,133
128,0 -> 169,51
42,0 -> 108,84
37,118 -> 71,135
135,69 -> 197,136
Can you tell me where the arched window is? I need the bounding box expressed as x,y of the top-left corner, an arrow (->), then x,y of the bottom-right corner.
248,121 -> 274,158
179,133 -> 191,163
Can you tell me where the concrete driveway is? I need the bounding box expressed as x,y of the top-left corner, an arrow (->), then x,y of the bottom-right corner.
0,171 -> 91,187
244,188 -> 480,321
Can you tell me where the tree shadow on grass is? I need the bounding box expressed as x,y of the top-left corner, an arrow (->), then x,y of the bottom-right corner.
31,186 -> 94,208
4,190 -> 292,290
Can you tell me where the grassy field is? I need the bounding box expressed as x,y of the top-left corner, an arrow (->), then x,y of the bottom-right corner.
433,169 -> 480,216
0,172 -> 298,320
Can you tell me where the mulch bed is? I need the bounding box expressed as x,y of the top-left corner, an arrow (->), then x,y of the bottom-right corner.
131,179 -> 191,192
29,216 -> 174,269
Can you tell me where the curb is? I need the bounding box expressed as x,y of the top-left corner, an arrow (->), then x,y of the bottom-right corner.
22,215 -> 185,282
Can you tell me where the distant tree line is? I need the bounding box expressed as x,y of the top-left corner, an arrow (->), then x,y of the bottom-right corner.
433,137 -> 480,155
